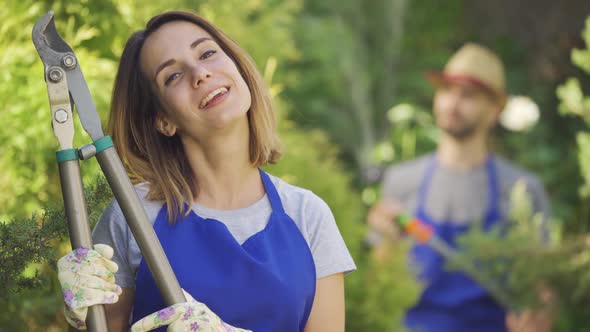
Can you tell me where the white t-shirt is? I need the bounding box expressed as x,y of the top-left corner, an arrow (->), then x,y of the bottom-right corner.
92,173 -> 357,288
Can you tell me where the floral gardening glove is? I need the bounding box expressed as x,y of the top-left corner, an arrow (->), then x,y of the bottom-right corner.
57,244 -> 122,330
131,290 -> 251,332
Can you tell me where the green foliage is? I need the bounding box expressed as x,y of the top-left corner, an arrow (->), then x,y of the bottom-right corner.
576,133 -> 590,197
558,78 -> 590,124
553,18 -> 590,328
1,277 -> 65,331
571,17 -> 590,75
383,103 -> 438,164
557,17 -> 590,200
497,21 -> 585,227
0,206 -> 65,294
452,180 -> 590,329
0,1 -> 115,220
0,176 -> 113,330
285,0 -> 464,177
362,102 -> 437,207
345,241 -> 420,332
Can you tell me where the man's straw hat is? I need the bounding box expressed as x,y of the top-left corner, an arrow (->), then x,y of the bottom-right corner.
427,43 -> 506,102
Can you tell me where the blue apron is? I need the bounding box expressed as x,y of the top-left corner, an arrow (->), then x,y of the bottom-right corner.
405,156 -> 507,332
132,169 -> 316,332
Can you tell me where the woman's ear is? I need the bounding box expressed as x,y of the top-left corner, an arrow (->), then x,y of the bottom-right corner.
155,113 -> 177,137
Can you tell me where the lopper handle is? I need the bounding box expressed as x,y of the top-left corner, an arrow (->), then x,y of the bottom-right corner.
94,142 -> 186,305
58,156 -> 108,332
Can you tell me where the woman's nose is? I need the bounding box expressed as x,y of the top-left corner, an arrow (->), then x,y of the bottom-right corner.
191,65 -> 212,88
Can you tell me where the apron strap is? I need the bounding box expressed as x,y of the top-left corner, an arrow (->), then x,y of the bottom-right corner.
483,156 -> 502,228
259,169 -> 285,214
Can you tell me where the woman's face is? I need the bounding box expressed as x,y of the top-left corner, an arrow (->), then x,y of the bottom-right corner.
140,21 -> 252,138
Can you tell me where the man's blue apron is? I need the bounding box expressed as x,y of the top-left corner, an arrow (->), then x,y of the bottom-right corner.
405,156 -> 507,332
131,169 -> 316,332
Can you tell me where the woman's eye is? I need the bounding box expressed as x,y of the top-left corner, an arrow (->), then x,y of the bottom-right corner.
200,50 -> 217,60
164,72 -> 181,86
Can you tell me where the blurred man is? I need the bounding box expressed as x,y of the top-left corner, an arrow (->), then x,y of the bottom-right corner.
367,43 -> 552,332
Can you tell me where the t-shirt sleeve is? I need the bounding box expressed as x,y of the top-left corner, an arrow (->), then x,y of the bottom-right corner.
380,157 -> 428,202
92,200 -> 136,288
382,166 -> 402,200
366,166 -> 408,247
304,193 -> 357,279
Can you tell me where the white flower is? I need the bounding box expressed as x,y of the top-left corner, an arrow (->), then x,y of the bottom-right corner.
387,103 -> 415,124
500,96 -> 540,131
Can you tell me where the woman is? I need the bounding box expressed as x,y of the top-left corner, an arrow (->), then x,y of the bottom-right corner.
57,10 -> 355,332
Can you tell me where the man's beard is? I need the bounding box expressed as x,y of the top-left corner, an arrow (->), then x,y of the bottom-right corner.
441,122 -> 479,141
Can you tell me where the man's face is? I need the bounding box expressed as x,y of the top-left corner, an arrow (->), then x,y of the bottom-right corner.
433,81 -> 500,140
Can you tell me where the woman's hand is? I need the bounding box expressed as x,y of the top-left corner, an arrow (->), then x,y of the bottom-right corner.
131,290 -> 251,332
58,244 -> 122,330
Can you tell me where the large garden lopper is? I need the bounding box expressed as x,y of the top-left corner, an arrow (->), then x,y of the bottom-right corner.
32,11 -> 186,331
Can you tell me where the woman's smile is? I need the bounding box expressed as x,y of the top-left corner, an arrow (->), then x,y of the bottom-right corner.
199,86 -> 231,110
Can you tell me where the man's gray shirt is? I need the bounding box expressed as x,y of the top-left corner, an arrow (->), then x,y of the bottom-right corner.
369,153 -> 550,244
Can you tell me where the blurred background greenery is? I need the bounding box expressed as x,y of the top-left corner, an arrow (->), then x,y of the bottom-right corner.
1,0 -> 590,331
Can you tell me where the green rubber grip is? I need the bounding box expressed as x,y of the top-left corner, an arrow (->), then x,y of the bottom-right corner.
94,136 -> 114,153
56,149 -> 79,162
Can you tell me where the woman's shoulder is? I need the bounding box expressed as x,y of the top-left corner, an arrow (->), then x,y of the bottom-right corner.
266,173 -> 331,215
265,173 -> 334,240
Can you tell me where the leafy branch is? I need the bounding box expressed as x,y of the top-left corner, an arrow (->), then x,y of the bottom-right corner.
0,176 -> 112,297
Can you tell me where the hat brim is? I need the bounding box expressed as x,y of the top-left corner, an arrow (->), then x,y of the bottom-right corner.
425,71 -> 505,102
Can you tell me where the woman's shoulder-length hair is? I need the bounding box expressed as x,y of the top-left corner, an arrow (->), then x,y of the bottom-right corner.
108,10 -> 282,222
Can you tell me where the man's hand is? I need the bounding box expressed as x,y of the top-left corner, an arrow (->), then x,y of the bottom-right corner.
506,310 -> 554,332
367,199 -> 405,241
506,285 -> 556,332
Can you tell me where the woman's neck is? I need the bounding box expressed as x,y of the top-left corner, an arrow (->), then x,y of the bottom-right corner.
181,119 -> 265,210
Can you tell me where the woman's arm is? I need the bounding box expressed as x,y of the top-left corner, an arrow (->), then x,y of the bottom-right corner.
68,287 -> 135,332
304,273 -> 345,332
